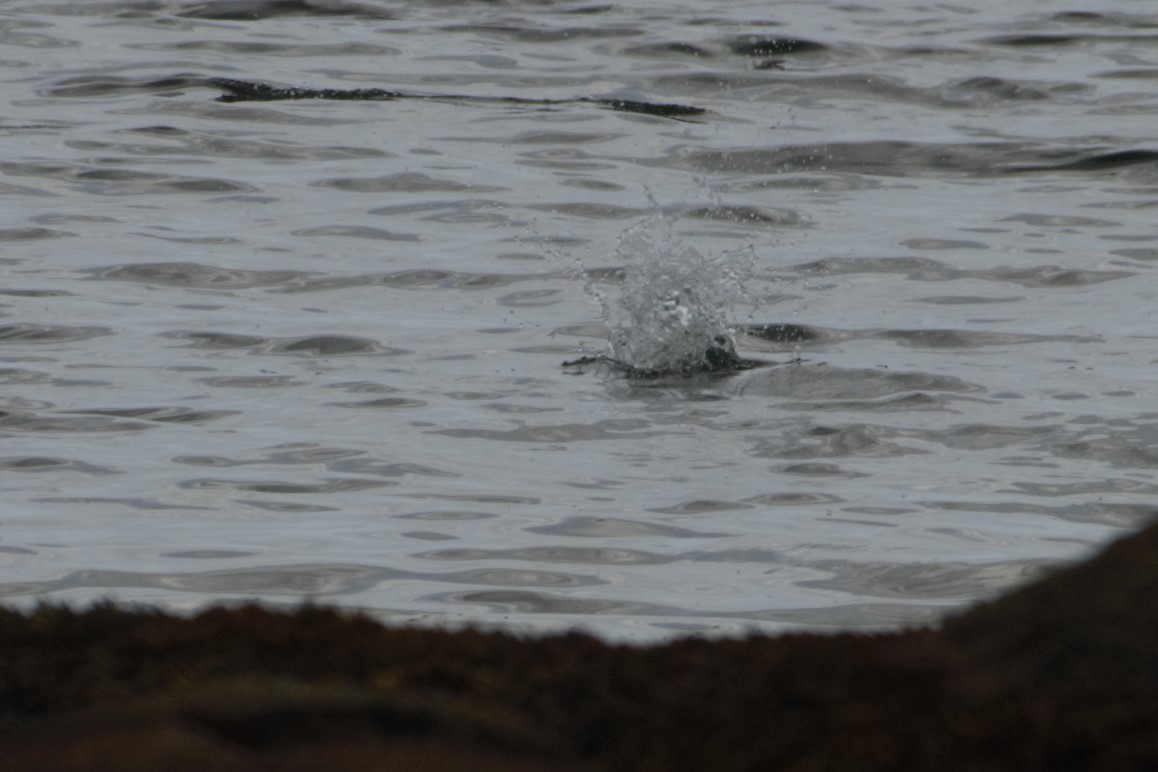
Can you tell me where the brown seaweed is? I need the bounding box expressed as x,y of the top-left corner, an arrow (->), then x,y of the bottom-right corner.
2,520 -> 1158,769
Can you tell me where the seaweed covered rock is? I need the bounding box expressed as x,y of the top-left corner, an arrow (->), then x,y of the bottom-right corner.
0,521 -> 1157,770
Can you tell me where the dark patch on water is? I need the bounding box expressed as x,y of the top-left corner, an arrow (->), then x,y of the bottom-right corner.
163,331 -> 409,358
178,0 -> 395,21
212,78 -> 403,102
167,331 -> 269,350
985,32 -> 1158,48
945,76 -> 1058,103
525,516 -> 727,538
985,34 -> 1085,47
0,324 -> 112,343
275,269 -> 550,294
594,98 -> 705,119
742,324 -> 819,345
93,262 -> 307,290
420,546 -> 671,565
209,77 -> 707,120
62,407 -> 238,424
44,75 -> 704,120
875,329 -> 1082,350
0,457 -> 115,475
652,141 -> 1158,180
728,37 -> 829,56
562,339 -> 767,379
794,256 -> 1133,287
623,41 -> 714,59
269,336 -> 397,357
0,228 -> 75,241
1053,11 -> 1108,23
45,75 -> 206,98
439,23 -> 641,44
738,365 -> 980,400
998,149 -> 1158,174
432,422 -> 670,443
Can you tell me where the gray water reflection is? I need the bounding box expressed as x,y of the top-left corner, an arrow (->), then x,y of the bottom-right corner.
0,0 -> 1155,641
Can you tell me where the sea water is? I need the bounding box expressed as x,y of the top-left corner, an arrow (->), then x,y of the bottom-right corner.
0,0 -> 1151,642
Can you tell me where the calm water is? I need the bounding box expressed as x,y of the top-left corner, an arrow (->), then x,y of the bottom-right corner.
2,0 -> 1157,641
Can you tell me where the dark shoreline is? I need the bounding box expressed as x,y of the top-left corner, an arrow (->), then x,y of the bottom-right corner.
2,520 -> 1157,770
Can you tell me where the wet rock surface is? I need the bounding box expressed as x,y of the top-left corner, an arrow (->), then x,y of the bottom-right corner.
2,520 -> 1158,770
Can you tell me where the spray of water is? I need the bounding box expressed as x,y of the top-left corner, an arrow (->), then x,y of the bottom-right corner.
590,207 -> 757,375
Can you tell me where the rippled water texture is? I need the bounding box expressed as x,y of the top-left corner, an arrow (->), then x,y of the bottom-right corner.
3,0 -> 1158,640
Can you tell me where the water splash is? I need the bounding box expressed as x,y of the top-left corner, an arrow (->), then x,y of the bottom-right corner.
587,207 -> 758,376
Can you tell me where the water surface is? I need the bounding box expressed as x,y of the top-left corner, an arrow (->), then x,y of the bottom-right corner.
2,0 -> 1157,641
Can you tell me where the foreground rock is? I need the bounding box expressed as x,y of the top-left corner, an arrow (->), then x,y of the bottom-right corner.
1,521 -> 1157,770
